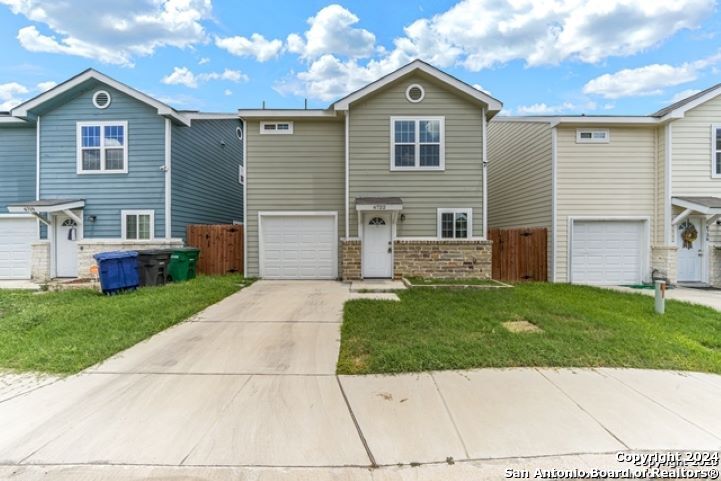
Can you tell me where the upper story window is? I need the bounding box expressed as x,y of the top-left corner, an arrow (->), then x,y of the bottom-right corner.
76,121 -> 128,174
713,125 -> 721,177
390,116 -> 445,171
122,210 -> 154,240
437,208 -> 471,239
576,129 -> 609,143
260,121 -> 293,135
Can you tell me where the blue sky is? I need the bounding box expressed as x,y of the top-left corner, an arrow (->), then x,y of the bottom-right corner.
0,0 -> 719,115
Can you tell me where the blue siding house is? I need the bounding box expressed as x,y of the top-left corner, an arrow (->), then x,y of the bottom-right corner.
0,69 -> 243,280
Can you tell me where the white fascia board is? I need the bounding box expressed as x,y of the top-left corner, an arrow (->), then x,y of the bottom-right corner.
659,86 -> 721,121
237,109 -> 337,118
550,116 -> 660,127
7,200 -> 86,214
184,112 -> 240,121
0,116 -> 28,124
491,116 -> 556,124
670,197 -> 721,215
11,69 -> 191,126
355,204 -> 403,211
332,60 -> 502,113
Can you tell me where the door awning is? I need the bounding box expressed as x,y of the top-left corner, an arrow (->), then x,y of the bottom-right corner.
671,197 -> 721,226
355,197 -> 403,211
7,199 -> 85,226
7,198 -> 85,214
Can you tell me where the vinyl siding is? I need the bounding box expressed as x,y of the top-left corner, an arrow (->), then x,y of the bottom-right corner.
670,95 -> 721,243
656,126 -> 667,245
39,82 -> 166,239
245,118 -> 345,277
487,120 -> 553,272
555,126 -> 657,282
171,119 -> 244,239
0,125 -> 36,212
348,74 -> 484,237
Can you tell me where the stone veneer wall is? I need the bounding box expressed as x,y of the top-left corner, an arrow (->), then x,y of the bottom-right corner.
77,239 -> 183,278
709,244 -> 721,288
31,241 -> 50,281
651,245 -> 678,285
393,240 -> 492,279
341,239 -> 361,281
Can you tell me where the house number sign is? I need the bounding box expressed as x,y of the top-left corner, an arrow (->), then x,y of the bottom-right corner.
372,205 -> 387,210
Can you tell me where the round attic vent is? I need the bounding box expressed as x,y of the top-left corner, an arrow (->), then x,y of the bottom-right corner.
236,126 -> 243,140
406,84 -> 425,103
92,90 -> 111,109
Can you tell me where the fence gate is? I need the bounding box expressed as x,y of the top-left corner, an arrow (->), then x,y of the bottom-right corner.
489,227 -> 547,282
186,224 -> 244,275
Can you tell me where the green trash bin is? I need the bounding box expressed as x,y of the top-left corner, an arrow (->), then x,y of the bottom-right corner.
167,247 -> 200,282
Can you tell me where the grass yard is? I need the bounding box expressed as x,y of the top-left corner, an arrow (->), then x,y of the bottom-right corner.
338,283 -> 721,375
0,275 -> 248,374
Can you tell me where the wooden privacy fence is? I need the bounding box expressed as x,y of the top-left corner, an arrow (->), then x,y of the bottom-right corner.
186,224 -> 244,275
489,227 -> 547,282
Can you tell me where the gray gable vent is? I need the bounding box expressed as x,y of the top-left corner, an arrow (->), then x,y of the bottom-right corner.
92,90 -> 111,109
406,84 -> 425,103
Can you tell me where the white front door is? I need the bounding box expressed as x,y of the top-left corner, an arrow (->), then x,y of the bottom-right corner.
362,214 -> 392,278
676,218 -> 704,282
55,216 -> 79,278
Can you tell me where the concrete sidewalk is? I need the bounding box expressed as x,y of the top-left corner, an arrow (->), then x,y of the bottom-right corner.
606,285 -> 721,311
0,280 -> 719,480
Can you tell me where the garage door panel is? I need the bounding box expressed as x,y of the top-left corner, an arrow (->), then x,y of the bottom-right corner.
0,217 -> 36,280
261,215 -> 337,279
571,220 -> 645,285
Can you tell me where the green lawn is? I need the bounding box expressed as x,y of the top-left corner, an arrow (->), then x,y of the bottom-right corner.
338,283 -> 721,375
405,277 -> 504,286
0,275 -> 248,374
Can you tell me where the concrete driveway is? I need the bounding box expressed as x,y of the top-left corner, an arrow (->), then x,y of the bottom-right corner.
0,280 -> 720,480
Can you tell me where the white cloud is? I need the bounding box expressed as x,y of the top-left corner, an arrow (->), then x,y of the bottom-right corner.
516,100 -> 597,115
36,80 -> 56,92
224,89 -> 232,96
198,57 -> 210,65
582,51 -> 721,99
472,83 -> 491,95
162,66 -> 249,88
0,81 -> 29,110
669,88 -> 702,103
286,4 -> 376,59
215,33 -> 283,62
279,0 -> 713,102
1,0 -> 212,66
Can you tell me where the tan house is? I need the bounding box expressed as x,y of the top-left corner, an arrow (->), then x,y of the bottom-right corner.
239,60 -> 501,280
488,84 -> 721,287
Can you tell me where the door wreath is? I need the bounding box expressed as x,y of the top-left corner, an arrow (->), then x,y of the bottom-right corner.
679,221 -> 698,250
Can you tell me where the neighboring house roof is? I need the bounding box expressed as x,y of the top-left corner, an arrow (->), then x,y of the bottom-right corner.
10,69 -> 192,126
652,83 -> 721,118
239,59 -> 503,119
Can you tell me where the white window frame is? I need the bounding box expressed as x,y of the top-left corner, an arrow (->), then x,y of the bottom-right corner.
576,129 -> 610,144
711,124 -> 721,178
390,116 -> 445,171
121,209 -> 154,240
437,208 -> 472,239
259,121 -> 294,135
76,121 -> 129,174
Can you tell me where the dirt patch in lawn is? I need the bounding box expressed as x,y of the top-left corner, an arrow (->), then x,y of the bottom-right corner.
502,320 -> 543,333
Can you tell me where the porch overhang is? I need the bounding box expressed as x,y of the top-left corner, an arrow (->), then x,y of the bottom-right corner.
355,197 -> 403,212
7,199 -> 85,226
671,197 -> 721,226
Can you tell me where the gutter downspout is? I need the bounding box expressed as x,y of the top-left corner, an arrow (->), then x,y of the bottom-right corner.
36,115 -> 40,201
482,109 -> 488,240
164,119 -> 172,239
242,118 -> 248,278
344,111 -> 350,239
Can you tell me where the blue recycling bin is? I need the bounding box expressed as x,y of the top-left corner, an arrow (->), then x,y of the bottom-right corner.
93,251 -> 140,294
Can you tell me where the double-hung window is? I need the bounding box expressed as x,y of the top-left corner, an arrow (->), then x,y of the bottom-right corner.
77,121 -> 128,173
122,210 -> 154,240
437,208 -> 472,239
713,125 -> 721,177
391,116 -> 444,170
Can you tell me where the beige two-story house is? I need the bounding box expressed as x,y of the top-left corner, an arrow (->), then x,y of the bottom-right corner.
239,60 -> 501,280
488,84 -> 721,287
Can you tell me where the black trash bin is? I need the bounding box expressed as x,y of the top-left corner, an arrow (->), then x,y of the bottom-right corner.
137,249 -> 173,287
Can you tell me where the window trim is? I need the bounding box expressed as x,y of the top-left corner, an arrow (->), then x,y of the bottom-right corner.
390,116 -> 445,171
711,124 -> 721,178
436,208 -> 472,239
76,120 -> 129,174
576,128 -> 610,144
121,209 -> 155,240
259,121 -> 294,135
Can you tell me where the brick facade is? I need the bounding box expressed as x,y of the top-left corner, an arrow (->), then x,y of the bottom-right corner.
341,239 -> 362,281
651,245 -> 678,285
393,240 -> 492,279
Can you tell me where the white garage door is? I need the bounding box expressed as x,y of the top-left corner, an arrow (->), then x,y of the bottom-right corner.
260,214 -> 337,279
571,220 -> 645,285
0,217 -> 37,279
